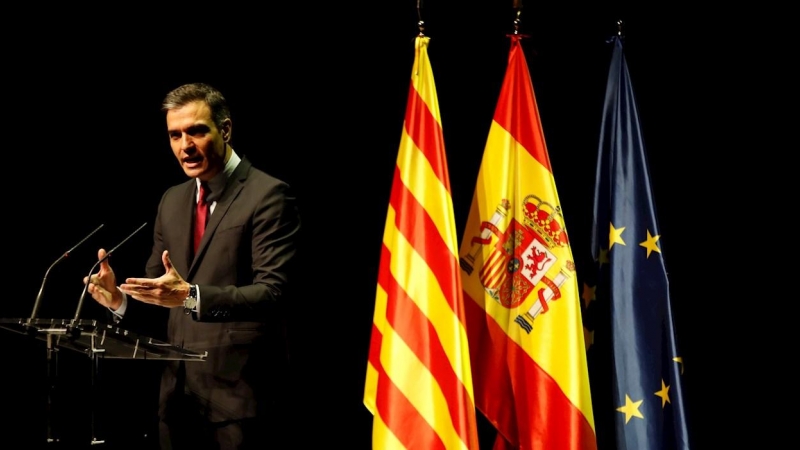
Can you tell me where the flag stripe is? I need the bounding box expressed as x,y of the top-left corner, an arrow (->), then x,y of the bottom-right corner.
368,319 -> 447,450
390,164 -> 461,314
371,409 -> 415,450
396,108 -> 459,256
461,291 -> 519,443
464,290 -> 597,449
492,41 -> 551,173
404,68 -> 451,192
379,216 -> 475,448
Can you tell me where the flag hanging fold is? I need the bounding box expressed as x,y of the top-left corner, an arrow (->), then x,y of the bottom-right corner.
458,34 -> 596,450
584,34 -> 691,449
364,35 -> 480,450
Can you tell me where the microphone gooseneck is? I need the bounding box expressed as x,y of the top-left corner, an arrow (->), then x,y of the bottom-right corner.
28,224 -> 105,324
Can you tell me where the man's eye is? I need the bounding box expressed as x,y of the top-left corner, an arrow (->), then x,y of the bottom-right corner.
187,125 -> 210,137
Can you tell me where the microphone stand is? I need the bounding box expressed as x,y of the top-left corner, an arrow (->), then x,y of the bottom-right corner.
24,224 -> 104,447
28,224 -> 105,326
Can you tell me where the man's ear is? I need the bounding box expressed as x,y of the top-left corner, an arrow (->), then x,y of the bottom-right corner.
221,119 -> 232,142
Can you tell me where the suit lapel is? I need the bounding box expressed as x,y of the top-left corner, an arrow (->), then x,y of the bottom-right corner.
179,181 -> 196,273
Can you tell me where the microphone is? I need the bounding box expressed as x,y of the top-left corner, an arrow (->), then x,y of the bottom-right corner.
71,222 -> 148,328
28,224 -> 105,324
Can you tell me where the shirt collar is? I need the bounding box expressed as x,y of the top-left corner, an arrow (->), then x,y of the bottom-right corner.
196,148 -> 241,202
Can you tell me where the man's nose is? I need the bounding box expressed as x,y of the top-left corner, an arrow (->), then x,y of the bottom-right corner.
181,134 -> 195,150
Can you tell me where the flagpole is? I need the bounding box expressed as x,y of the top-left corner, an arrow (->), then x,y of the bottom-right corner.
416,0 -> 425,37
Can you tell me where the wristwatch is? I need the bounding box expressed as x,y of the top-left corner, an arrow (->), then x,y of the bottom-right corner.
183,284 -> 198,314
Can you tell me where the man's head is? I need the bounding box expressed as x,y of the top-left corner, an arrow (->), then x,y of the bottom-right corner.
162,83 -> 232,181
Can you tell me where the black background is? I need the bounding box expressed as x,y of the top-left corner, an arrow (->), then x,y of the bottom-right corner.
1,1 -> 784,449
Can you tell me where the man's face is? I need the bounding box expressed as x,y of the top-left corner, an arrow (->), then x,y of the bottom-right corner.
166,100 -> 231,181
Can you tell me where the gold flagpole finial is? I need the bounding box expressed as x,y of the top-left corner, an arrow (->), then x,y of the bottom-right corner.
507,1 -> 530,40
513,9 -> 522,35
617,19 -> 624,37
512,0 -> 524,35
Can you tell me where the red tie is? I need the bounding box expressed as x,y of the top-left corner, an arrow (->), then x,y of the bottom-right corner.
194,182 -> 209,254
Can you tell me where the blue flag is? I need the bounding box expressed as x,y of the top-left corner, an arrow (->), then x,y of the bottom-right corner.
584,35 -> 691,450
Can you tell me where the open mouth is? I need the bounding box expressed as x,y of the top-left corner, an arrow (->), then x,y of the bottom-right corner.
183,156 -> 204,167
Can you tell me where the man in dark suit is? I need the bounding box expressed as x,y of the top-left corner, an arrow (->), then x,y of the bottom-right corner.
85,82 -> 301,449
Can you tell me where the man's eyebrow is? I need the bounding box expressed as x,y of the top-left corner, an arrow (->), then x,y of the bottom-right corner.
168,124 -> 211,134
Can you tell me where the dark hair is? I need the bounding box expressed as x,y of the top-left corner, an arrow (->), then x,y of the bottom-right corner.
161,83 -> 231,130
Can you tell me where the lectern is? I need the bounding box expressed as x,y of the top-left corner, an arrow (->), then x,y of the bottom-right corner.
0,317 -> 206,447
2,223 -> 206,446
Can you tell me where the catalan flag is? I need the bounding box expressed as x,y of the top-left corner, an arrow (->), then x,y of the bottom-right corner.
458,34 -> 596,449
583,34 -> 691,449
364,35 -> 480,450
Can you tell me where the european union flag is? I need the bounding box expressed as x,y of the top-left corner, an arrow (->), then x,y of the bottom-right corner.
582,34 -> 691,449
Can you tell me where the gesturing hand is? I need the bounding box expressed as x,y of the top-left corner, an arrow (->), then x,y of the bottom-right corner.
119,250 -> 191,308
84,248 -> 123,310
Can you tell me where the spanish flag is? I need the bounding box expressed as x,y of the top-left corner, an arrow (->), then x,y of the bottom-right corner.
458,35 -> 596,449
364,35 -> 480,450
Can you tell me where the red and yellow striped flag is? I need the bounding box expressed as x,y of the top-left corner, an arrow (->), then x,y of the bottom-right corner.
364,35 -> 480,450
458,35 -> 596,450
